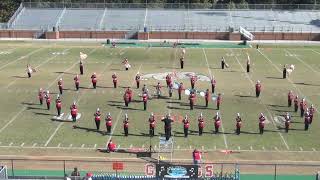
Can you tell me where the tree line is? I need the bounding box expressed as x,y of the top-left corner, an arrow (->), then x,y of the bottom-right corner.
0,0 -> 318,22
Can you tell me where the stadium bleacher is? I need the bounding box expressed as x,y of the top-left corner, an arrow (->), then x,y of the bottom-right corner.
5,3 -> 320,32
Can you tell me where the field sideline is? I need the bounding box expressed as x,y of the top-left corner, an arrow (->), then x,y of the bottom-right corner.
0,41 -> 320,163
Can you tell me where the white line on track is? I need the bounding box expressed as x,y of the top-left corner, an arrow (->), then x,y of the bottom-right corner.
44,123 -> 63,147
257,49 -> 320,115
202,48 -> 228,149
0,47 -> 44,71
107,64 -> 143,144
32,143 -> 37,147
231,49 -> 290,150
20,143 -> 24,147
5,48 -> 71,88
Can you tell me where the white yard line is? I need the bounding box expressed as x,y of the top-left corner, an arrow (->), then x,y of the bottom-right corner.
107,64 -> 143,144
257,49 -> 320,114
311,49 -> 320,55
44,52 -> 113,147
284,49 -> 319,74
0,48 -> 99,136
0,47 -> 44,71
231,49 -> 290,150
5,48 -> 71,88
202,48 -> 228,149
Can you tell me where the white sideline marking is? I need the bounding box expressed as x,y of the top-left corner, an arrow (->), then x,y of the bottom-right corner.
257,49 -> 319,115
177,145 -> 180,149
231,49 -> 290,150
0,48 -> 99,136
0,47 -> 44,71
275,147 -> 279,151
311,49 -> 320,55
57,143 -> 61,148
0,107 -> 27,134
5,48 -> 71,88
107,64 -> 142,144
284,49 -> 319,74
9,142 -> 13,146
20,143 -> 24,147
238,146 -> 240,150
94,144 -> 97,149
118,145 -> 121,149
189,145 -> 192,150
262,146 -> 265,151
32,143 -> 37,147
312,148 -> 316,152
300,147 -> 303,151
129,144 -> 133,148
214,146 -> 216,150
202,48 -> 228,149
44,123 -> 63,147
250,146 -> 253,151
81,144 -> 85,148
202,146 -> 204,150
142,144 -> 144,148
69,144 -> 73,148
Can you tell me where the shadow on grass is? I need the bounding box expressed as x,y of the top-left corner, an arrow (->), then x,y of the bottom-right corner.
12,75 -> 28,79
96,85 -> 113,89
266,76 -> 283,80
27,106 -> 44,110
294,82 -> 320,87
33,112 -> 55,116
234,95 -> 256,98
21,102 -> 39,106
268,104 -> 287,108
73,125 -> 105,135
54,71 -> 77,75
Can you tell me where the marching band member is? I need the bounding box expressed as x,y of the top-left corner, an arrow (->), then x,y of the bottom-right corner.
255,80 -> 262,98
300,98 -> 307,118
178,82 -> 184,100
135,73 -> 141,89
189,90 -> 196,110
70,102 -> 78,122
94,108 -> 101,131
236,113 -> 242,135
91,72 -> 97,89
156,82 -> 162,99
288,90 -> 294,107
112,73 -> 117,88
211,76 -> 216,94
38,88 -> 44,105
259,113 -> 266,134
58,78 -> 63,95
284,112 -> 291,133
309,104 -> 315,124
198,113 -> 205,136
55,95 -> 62,116
182,115 -> 190,138
149,113 -> 156,137
45,90 -> 51,110
294,95 -> 299,112
214,112 -> 221,134
105,113 -> 112,134
74,74 -> 80,91
123,114 -> 129,136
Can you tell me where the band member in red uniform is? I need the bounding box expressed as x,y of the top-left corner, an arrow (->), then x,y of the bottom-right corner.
180,56 -> 184,69
178,82 -> 184,100
94,108 -> 101,131
107,139 -> 116,152
38,88 -> 44,105
288,90 -> 294,107
304,111 -> 310,131
205,89 -> 210,107
284,112 -> 291,133
111,73 -> 117,88
149,113 -> 156,137
255,80 -> 262,98
125,87 -> 133,103
45,90 -> 51,110
190,75 -> 197,89
123,114 -> 129,136
221,57 -> 225,69
74,74 -> 80,91
189,90 -> 196,110
70,102 -> 78,122
135,73 -> 141,89
123,91 -> 130,107
198,113 -> 204,136
168,83 -> 173,98
294,95 -> 299,112
55,95 -> 62,116
216,93 -> 222,110
79,60 -> 84,75
235,113 -> 242,135
259,113 -> 266,134
165,74 -> 171,88
142,92 -> 148,110
58,78 -> 63,95
211,76 -> 216,94
156,82 -> 162,99
105,112 -> 112,134
214,112 -> 221,134
182,115 -> 189,138
91,72 -> 97,89
300,98 -> 307,118
309,104 -> 315,124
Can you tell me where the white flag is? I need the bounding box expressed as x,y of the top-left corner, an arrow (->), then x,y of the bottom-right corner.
80,52 -> 88,60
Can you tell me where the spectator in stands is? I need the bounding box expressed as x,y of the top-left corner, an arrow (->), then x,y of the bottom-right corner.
71,167 -> 80,177
83,172 -> 93,180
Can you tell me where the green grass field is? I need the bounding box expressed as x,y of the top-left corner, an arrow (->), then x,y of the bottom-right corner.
0,41 -> 320,165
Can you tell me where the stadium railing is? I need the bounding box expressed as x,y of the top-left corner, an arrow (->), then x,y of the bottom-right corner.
0,158 -> 319,179
7,3 -> 24,29
22,2 -> 320,10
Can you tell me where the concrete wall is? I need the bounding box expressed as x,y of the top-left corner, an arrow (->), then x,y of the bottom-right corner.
1,30 -> 320,41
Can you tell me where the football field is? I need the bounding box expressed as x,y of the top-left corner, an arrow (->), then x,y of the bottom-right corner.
0,41 -> 320,164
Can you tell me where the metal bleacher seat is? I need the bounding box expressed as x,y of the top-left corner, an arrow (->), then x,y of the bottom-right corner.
12,8 -> 62,30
